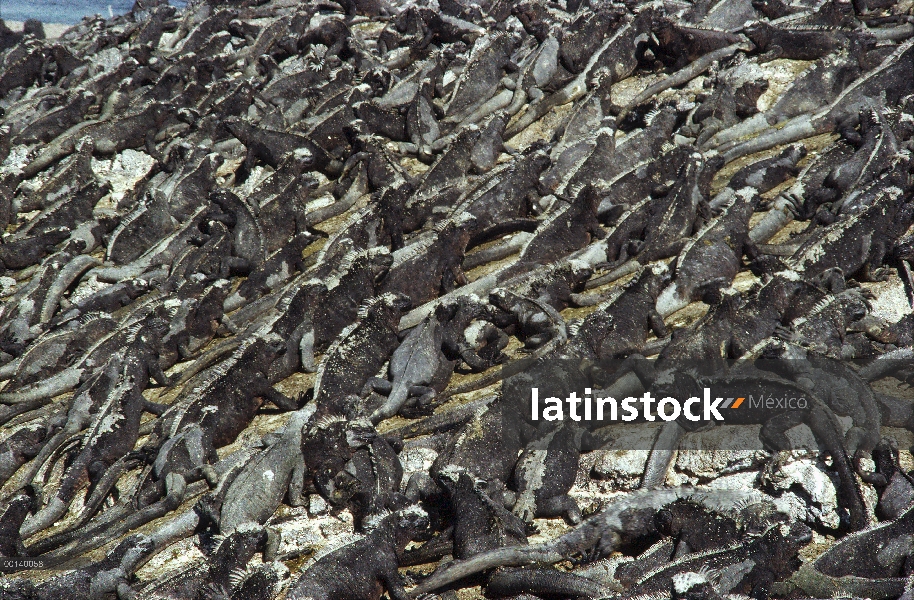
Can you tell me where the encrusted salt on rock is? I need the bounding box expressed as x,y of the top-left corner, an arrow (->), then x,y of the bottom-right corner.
675,425 -> 770,480
762,453 -> 841,529
91,149 -> 156,204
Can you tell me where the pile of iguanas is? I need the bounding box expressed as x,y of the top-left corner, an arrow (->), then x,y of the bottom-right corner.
0,0 -> 913,597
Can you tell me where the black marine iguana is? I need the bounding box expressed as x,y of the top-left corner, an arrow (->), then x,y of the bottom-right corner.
286,505 -> 429,600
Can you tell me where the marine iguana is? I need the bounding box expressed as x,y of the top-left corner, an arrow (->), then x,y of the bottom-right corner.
785,182 -> 912,283
541,98 -> 612,193
217,407 -> 313,534
157,278 -> 233,363
88,203 -> 217,284
562,263 -> 670,359
22,101 -> 177,179
783,501 -> 914,599
299,415 -> 372,510
13,88 -> 97,145
774,287 -> 874,357
329,423 -> 406,526
409,394 -> 534,503
225,562 -> 290,600
312,292 -> 412,417
441,31 -> 517,124
687,358 -> 872,531
409,120 -> 485,196
607,106 -> 684,183
718,38 -> 914,163
517,184 -> 607,264
833,157 -> 912,220
593,147 -> 692,269
710,144 -> 805,209
623,520 -> 812,599
0,38 -> 47,99
505,10 -> 652,139
0,251 -> 100,355
509,421 -> 603,525
655,186 -> 758,316
449,143 -> 550,229
436,295 -> 509,373
139,524 -> 275,600
0,424 -> 48,489
686,76 -> 769,147
150,332 -> 296,470
828,106 -> 899,188
1,312 -> 116,392
0,297 -> 182,406
222,116 -> 339,177
555,7 -> 621,73
19,326 -> 173,537
221,231 -> 318,313
871,437 -> 914,522
163,220 -> 249,286
614,497 -> 749,586
648,17 -> 746,69
286,505 -> 428,600
0,332 -> 128,484
12,136 -> 95,215
431,466 -> 527,562
658,270 -> 828,361
379,212 -> 476,307
1,532 -> 158,598
362,312 -> 454,423
0,488 -> 34,559
487,287 -> 566,350
302,247 -> 394,371
410,487 -> 776,594
11,179 -> 108,242
588,144 -> 691,224
744,21 -> 863,62
0,224 -> 82,278
105,193 -> 175,266
627,152 -> 720,266
151,144 -> 224,222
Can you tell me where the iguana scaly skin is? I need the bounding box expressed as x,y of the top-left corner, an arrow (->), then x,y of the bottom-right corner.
218,407 -> 313,534
287,506 -> 429,600
20,322 -> 170,537
312,292 -> 411,418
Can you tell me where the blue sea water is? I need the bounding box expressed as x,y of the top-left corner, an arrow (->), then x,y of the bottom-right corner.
1,0 -> 186,25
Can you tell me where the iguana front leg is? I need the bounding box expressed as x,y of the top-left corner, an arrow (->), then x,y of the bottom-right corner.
143,128 -> 163,163
143,400 -> 168,416
405,471 -> 438,502
298,323 -> 317,373
382,569 -> 412,600
362,377 -> 393,397
221,256 -> 252,279
648,309 -> 668,338
142,354 -> 172,388
862,240 -> 892,282
258,382 -> 298,411
537,494 -> 583,524
399,385 -> 437,418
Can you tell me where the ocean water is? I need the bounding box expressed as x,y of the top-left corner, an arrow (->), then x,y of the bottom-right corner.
0,0 -> 186,25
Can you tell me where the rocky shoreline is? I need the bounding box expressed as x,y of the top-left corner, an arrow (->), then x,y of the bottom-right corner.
2,21 -> 70,39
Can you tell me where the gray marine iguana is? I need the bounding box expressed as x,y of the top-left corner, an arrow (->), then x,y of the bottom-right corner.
361,312 -> 455,423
